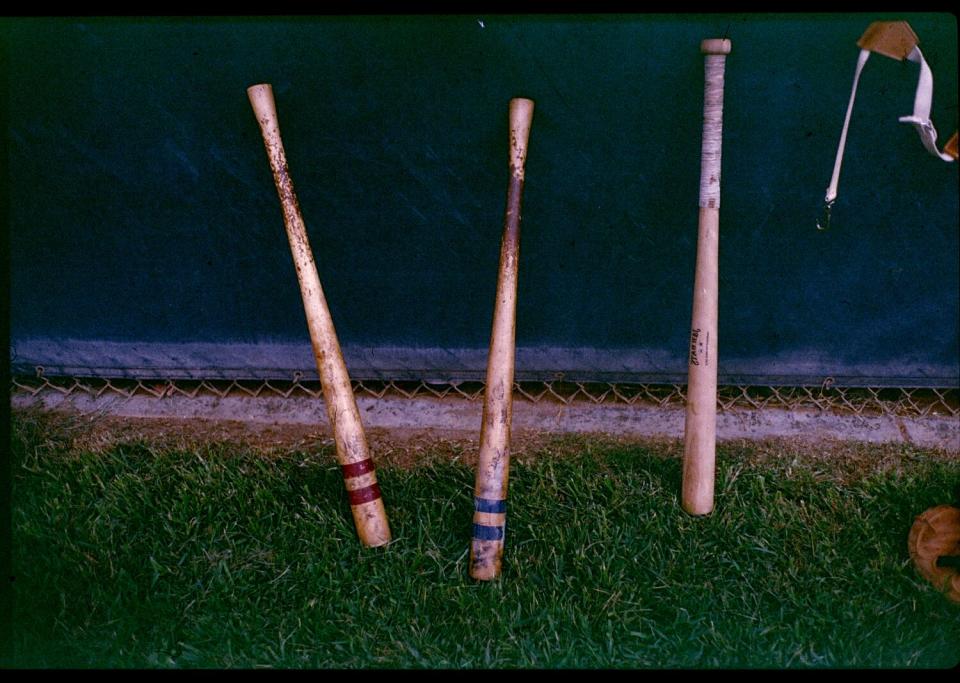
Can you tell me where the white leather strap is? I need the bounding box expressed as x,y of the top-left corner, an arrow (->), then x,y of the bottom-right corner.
824,49 -> 871,204
825,41 -> 955,208
898,45 -> 956,162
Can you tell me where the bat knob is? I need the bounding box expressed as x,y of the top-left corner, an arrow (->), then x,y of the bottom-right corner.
247,83 -> 279,125
508,97 -> 535,177
701,38 -> 732,55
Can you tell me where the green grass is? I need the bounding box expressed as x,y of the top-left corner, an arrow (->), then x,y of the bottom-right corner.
8,412 -> 960,668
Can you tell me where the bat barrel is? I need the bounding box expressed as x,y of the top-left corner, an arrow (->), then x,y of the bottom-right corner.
682,41 -> 730,517
247,83 -> 391,547
470,97 -> 534,581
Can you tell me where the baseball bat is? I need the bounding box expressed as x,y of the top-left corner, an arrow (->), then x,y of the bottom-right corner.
682,39 -> 731,517
247,83 -> 391,547
469,97 -> 535,581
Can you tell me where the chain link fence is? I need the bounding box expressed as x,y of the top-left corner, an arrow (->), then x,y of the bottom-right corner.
10,368 -> 959,418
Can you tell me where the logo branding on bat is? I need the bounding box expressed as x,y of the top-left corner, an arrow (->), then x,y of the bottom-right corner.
689,328 -> 711,367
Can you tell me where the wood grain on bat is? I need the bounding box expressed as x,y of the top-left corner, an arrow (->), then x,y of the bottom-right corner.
247,83 -> 390,547
470,97 -> 534,580
682,40 -> 730,517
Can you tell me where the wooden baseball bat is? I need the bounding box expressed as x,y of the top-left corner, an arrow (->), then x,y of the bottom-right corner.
247,83 -> 390,547
682,39 -> 731,517
469,97 -> 534,581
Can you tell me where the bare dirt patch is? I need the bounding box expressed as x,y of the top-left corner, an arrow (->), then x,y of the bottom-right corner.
11,405 -> 958,485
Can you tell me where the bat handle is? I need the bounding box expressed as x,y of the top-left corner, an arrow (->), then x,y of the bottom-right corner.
248,84 -> 288,170
247,83 -> 302,236
248,83 -> 280,132
508,98 -> 535,178
698,39 -> 730,211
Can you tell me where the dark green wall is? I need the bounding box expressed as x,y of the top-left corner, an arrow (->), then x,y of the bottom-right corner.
5,14 -> 958,385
